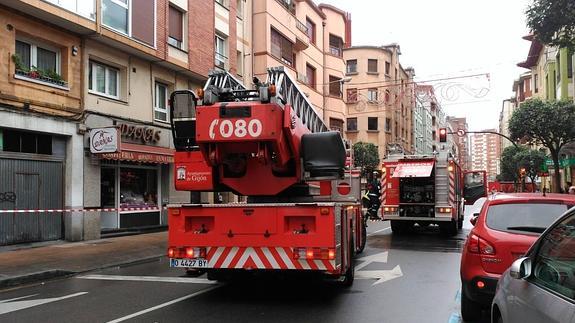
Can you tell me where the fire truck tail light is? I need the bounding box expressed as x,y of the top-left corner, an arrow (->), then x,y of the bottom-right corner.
320,207 -> 330,215
168,247 -> 177,258
448,165 -> 454,172
293,248 -> 336,260
185,247 -> 194,258
437,207 -> 452,213
383,207 -> 397,213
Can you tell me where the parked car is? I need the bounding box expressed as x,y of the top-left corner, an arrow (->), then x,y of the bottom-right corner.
492,206 -> 575,323
460,193 -> 575,321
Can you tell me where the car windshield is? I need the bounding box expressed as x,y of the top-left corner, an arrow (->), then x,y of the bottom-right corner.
485,203 -> 569,234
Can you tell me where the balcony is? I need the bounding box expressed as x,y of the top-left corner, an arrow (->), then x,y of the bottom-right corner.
294,18 -> 310,50
14,68 -> 68,89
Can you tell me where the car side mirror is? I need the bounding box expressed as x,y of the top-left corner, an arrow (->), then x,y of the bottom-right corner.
510,257 -> 532,279
470,213 -> 479,226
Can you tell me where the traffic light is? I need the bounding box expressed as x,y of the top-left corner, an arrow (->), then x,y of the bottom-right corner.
439,128 -> 447,142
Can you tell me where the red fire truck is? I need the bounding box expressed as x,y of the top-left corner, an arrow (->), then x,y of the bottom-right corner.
380,152 -> 484,235
167,67 -> 365,286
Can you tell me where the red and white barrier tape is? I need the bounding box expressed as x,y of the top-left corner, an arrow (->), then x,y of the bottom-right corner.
0,206 -> 168,214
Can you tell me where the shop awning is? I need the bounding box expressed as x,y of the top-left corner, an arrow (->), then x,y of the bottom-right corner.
392,161 -> 434,178
100,143 -> 174,164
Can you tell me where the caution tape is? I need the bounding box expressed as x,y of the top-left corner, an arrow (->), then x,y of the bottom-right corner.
0,206 -> 168,214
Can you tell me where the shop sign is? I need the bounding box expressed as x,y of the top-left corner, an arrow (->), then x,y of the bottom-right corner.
119,123 -> 161,144
90,127 -> 119,154
101,151 -> 174,163
545,158 -> 575,168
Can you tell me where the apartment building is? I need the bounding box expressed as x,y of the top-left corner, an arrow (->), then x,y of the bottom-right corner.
470,130 -> 500,181
0,0 -> 240,245
342,45 -> 415,159
447,117 -> 470,170
252,0 -> 351,131
413,95 -> 433,155
415,85 -> 448,153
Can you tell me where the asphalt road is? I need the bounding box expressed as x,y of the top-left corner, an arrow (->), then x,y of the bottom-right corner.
0,201 -> 488,323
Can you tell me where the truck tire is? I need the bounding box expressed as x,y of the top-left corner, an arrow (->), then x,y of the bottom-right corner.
340,241 -> 355,287
457,215 -> 464,230
391,221 -> 412,234
358,218 -> 367,253
439,220 -> 457,236
461,285 -> 482,321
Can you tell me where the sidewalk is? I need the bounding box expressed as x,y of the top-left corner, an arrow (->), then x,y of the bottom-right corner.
0,231 -> 167,289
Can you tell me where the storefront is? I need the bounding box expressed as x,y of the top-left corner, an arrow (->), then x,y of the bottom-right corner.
85,114 -> 184,232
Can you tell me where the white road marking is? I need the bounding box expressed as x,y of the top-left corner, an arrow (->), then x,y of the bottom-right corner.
0,292 -> 87,315
106,286 -> 220,323
355,251 -> 389,271
0,294 -> 39,304
77,274 -> 217,285
367,226 -> 391,237
355,265 -> 403,285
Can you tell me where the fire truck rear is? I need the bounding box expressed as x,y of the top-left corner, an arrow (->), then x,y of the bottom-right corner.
167,67 -> 365,285
380,151 -> 465,235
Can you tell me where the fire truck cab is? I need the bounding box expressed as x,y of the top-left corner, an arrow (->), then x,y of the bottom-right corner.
380,151 -> 465,235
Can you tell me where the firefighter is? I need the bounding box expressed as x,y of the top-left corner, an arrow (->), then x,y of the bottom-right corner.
364,171 -> 381,220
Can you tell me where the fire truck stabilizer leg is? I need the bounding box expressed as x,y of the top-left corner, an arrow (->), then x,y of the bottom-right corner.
390,220 -> 413,234
340,240 -> 355,287
439,220 -> 458,236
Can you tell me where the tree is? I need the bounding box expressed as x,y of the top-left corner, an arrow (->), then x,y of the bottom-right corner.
498,146 -> 526,184
353,142 -> 380,179
526,0 -> 575,49
517,149 -> 547,191
509,99 -> 575,192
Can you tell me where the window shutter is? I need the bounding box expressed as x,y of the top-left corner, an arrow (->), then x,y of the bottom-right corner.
132,0 -> 155,46
169,6 -> 183,41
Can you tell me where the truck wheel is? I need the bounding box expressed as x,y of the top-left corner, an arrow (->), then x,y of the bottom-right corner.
440,220 -> 457,236
461,285 -> 482,321
457,215 -> 463,230
358,219 -> 367,253
340,241 -> 355,287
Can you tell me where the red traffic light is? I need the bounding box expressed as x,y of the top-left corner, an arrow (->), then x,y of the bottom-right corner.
439,128 -> 447,142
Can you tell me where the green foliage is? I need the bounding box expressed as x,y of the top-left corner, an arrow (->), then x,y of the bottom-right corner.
11,54 -> 64,83
517,149 -> 547,182
509,99 -> 575,191
353,142 -> 380,178
499,146 -> 527,182
526,0 -> 575,49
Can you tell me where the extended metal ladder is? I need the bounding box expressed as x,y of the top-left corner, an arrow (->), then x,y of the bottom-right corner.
204,69 -> 247,91
267,66 -> 328,134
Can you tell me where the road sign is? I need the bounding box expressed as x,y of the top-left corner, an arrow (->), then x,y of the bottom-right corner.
456,129 -> 466,137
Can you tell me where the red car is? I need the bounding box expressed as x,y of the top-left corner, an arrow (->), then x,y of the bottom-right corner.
460,193 -> 575,321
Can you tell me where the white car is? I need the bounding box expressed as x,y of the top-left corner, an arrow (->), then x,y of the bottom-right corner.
491,207 -> 575,323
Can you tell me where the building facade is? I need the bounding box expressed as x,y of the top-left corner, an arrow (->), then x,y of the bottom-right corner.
447,117 -> 470,170
413,94 -> 433,155
470,130 -> 501,181
252,0 -> 351,132
342,45 -> 415,159
0,0 -> 253,244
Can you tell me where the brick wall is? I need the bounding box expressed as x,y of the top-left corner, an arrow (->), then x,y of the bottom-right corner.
188,0 -> 214,77
228,0 -> 237,75
156,0 -> 168,60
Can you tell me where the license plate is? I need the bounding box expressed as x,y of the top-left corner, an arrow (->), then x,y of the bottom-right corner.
170,258 -> 209,268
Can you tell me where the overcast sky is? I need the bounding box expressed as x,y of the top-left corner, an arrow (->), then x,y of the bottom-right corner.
320,0 -> 532,131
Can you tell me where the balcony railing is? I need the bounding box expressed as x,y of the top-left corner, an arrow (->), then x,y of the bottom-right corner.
296,19 -> 308,35
15,68 -> 68,88
329,46 -> 342,57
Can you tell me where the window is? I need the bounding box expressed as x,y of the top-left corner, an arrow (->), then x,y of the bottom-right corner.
306,64 -> 316,89
215,0 -> 228,8
45,0 -> 95,19
1,129 -> 52,155
368,117 -> 378,131
329,75 -> 341,97
330,118 -> 344,133
102,0 -> 129,34
385,61 -> 391,75
368,59 -> 378,73
367,88 -> 378,102
347,88 -> 358,103
102,0 -> 155,46
568,51 -> 573,79
329,34 -> 343,57
215,35 -> 227,69
486,203 -> 569,234
237,51 -> 243,76
346,59 -> 357,74
236,0 -> 244,19
89,61 -> 119,98
154,82 -> 169,122
271,29 -> 294,66
385,118 -> 392,132
534,74 -> 539,93
168,5 -> 184,49
306,18 -> 316,44
385,90 -> 391,103
531,214 -> 575,299
346,117 -> 357,131
14,38 -> 64,86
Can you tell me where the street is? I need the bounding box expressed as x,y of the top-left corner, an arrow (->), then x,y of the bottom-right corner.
0,203 -> 486,323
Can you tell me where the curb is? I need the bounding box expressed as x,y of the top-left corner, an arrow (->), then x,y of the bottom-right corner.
0,254 -> 165,290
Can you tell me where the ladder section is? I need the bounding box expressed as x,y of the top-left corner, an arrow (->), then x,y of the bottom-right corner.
204,69 -> 247,91
267,66 -> 328,134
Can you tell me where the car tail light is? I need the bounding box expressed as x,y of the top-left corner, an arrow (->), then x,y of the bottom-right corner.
467,234 -> 496,255
293,247 -> 336,260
